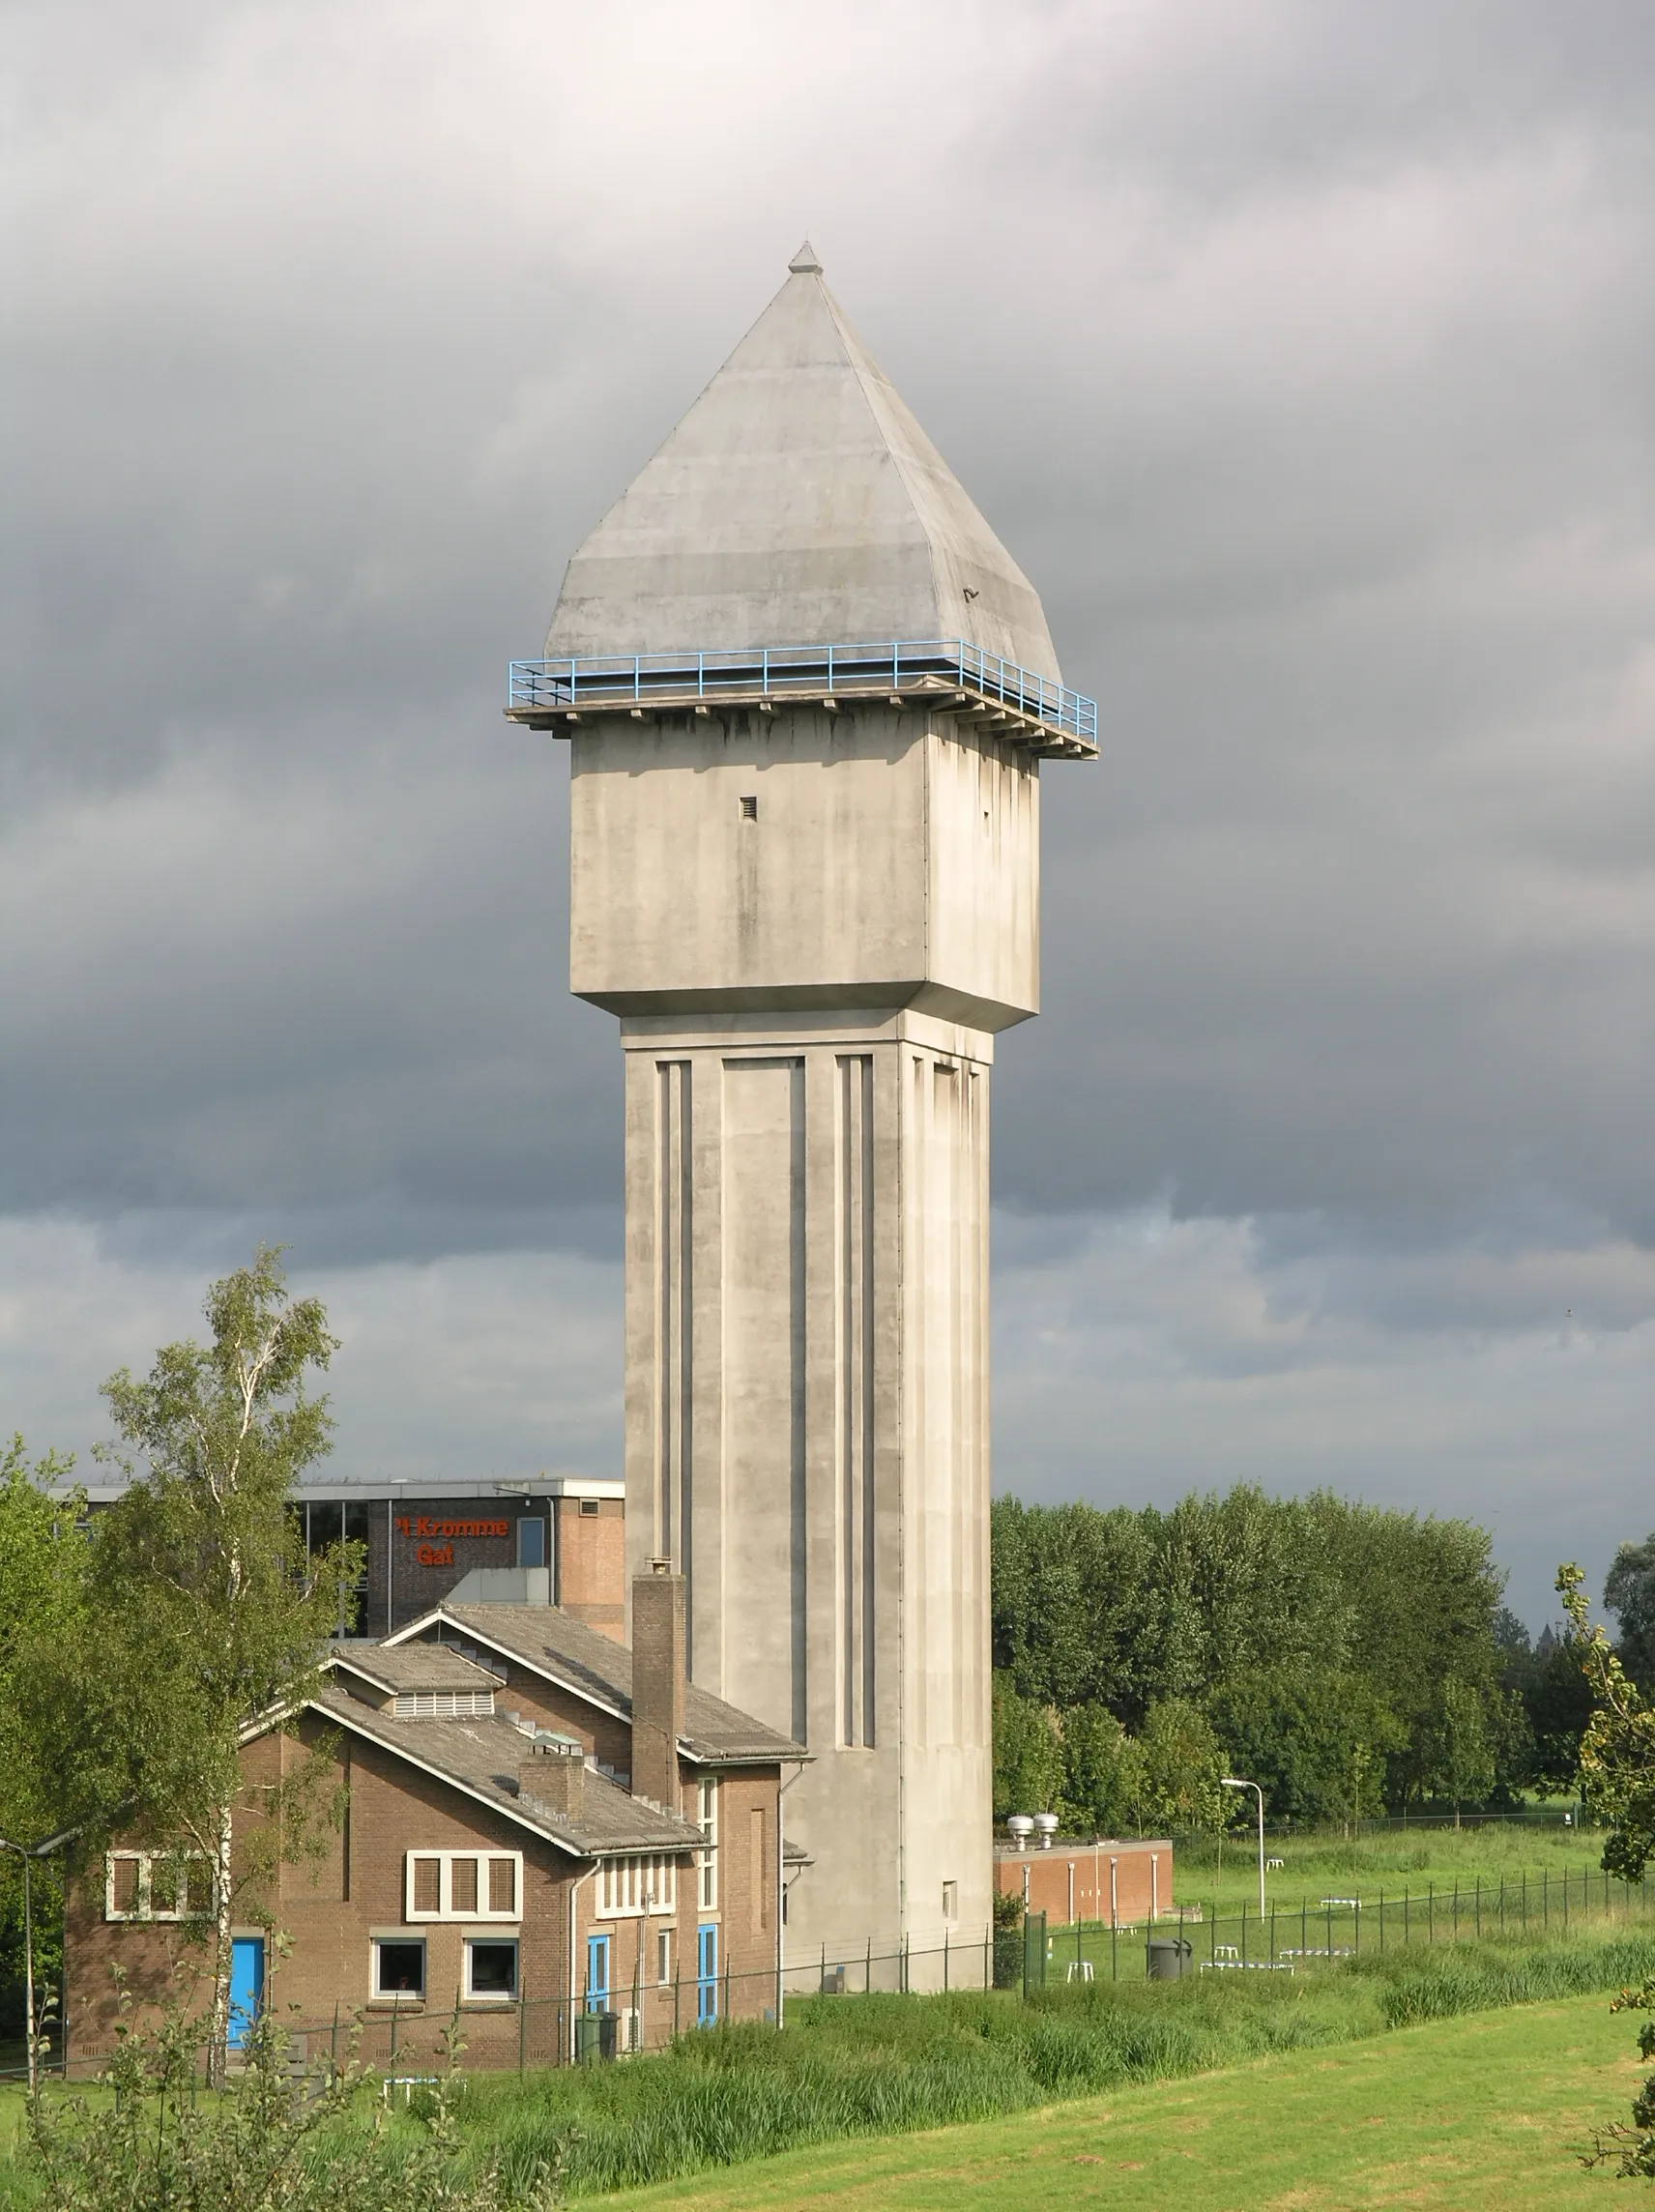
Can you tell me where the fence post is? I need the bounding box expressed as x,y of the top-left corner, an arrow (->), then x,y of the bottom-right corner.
1404,1889 -> 1408,1947
331,1999 -> 339,2076
1428,1884 -> 1434,1945
391,1991 -> 400,2065
1241,1898 -> 1248,1967
519,1973 -> 527,2077
944,1929 -> 949,1993
866,1936 -> 872,1994
1544,1870 -> 1549,1930
1474,1878 -> 1480,1940
984,1925 -> 990,1992
1563,1869 -> 1569,1931
1112,1917 -> 1118,1982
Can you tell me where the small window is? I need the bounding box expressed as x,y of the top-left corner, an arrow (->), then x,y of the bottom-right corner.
373,1939 -> 426,1998
404,1848 -> 521,1921
942,1879 -> 958,1923
656,1928 -> 673,1986
739,795 -> 758,821
412,1856 -> 442,1914
578,1498 -> 600,1518
516,1516 -> 546,1568
104,1849 -> 213,1923
465,1939 -> 518,2001
697,1779 -> 719,1911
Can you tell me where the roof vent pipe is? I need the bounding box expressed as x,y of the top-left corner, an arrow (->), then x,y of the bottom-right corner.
1006,1815 -> 1034,1848
1033,1813 -> 1059,1849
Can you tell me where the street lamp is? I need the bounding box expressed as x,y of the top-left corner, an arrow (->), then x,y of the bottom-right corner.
1221,1778 -> 1265,1918
0,1825 -> 76,2107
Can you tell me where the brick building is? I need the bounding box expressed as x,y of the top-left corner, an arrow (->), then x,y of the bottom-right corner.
74,1471 -> 627,1640
995,1835 -> 1176,1926
65,1569 -> 803,2070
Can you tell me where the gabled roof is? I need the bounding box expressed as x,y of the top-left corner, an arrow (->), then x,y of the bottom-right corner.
385,1603 -> 806,1768
544,247 -> 1060,680
307,1686 -> 704,1860
327,1642 -> 504,1696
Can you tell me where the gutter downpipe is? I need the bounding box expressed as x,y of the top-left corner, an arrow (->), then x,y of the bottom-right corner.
567,1860 -> 598,2064
776,1758 -> 808,2030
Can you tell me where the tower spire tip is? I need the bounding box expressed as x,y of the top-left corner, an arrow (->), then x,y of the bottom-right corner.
788,239 -> 822,274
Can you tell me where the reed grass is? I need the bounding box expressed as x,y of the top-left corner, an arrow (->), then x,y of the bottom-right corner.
449,1926 -> 1655,2197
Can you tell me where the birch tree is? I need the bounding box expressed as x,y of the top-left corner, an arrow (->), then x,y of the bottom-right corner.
82,1249 -> 357,2082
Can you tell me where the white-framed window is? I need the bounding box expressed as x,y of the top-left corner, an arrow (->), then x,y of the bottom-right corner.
942,1879 -> 959,1923
394,1690 -> 496,1717
656,1928 -> 674,1985
697,1778 -> 718,1911
403,1849 -> 522,1921
596,1854 -> 679,1919
372,1937 -> 426,1999
104,1849 -> 214,1923
464,1937 -> 519,2002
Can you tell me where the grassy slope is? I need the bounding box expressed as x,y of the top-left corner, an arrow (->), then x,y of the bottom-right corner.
604,1991 -> 1642,2211
447,1932 -> 1655,2197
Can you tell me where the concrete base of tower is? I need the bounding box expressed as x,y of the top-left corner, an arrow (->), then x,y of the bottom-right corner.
618,1003 -> 995,1971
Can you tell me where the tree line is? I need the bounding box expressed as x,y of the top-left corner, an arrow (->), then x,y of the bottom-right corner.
990,1488 -> 1622,1835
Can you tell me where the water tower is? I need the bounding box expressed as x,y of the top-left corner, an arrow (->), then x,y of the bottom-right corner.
509,245 -> 1095,1972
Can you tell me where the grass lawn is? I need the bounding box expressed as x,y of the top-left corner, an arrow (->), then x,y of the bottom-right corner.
1177,1816 -> 1611,1919
602,1989 -> 1642,2211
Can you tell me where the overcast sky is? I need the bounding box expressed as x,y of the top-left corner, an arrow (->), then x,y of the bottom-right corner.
4,0 -> 1652,1631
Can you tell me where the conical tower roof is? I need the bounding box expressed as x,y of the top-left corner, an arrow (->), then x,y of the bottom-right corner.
544,247 -> 1060,681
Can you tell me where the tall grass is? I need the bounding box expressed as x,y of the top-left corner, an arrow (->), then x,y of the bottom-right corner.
450,1926 -> 1655,2197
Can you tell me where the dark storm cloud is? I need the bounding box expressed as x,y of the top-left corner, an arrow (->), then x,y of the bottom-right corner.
2,1 -> 1652,1622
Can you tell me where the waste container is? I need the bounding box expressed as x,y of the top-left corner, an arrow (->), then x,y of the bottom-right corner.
1147,1937 -> 1193,1982
575,2010 -> 619,2062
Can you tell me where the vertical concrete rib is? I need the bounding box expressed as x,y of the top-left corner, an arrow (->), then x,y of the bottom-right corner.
836,1053 -> 875,1747
655,1062 -> 692,1580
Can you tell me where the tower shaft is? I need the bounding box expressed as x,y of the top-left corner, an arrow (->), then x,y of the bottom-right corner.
571,699 -> 1034,1965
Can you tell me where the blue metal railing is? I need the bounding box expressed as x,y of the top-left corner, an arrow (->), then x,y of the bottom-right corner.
506,638 -> 1097,748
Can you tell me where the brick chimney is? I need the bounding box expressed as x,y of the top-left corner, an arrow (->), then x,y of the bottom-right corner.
519,1732 -> 585,1820
630,1560 -> 685,1813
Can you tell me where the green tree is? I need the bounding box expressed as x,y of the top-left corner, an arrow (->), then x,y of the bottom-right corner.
1422,1676 -> 1496,1824
1057,1703 -> 1138,1835
0,1438 -> 90,2056
1559,1562 -> 1655,1880
991,1674 -> 1063,1819
28,1250 -> 358,2083
1605,1535 -> 1655,1693
1133,1698 -> 1229,1835
1205,1665 -> 1403,1828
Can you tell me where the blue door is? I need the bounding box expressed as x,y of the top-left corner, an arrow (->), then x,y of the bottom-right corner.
228,1936 -> 265,2050
697,1923 -> 718,2025
586,1933 -> 610,2011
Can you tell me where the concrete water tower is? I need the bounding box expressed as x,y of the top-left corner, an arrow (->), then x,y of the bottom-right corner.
508,244 -> 1096,1973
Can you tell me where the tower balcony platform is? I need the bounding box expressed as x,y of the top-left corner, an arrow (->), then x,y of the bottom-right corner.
505,638 -> 1098,759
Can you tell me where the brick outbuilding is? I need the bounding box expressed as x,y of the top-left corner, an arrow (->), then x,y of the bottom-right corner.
65,1568 -> 804,2071
995,1834 -> 1176,1926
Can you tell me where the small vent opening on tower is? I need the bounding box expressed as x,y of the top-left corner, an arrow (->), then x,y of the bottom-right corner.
739,795 -> 758,821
